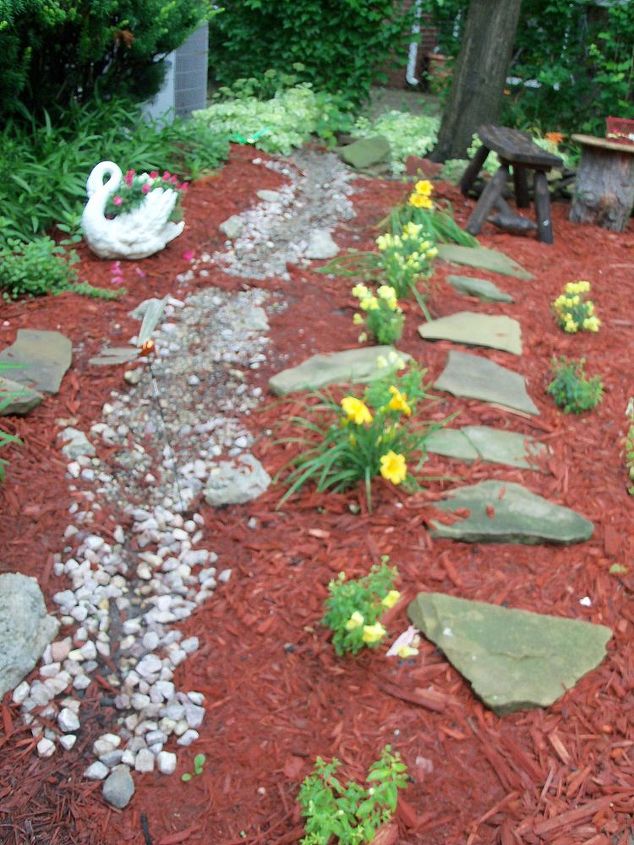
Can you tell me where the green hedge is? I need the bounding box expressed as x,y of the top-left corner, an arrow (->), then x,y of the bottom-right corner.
209,0 -> 415,105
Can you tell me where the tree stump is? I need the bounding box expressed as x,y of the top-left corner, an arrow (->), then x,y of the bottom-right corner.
570,134 -> 634,232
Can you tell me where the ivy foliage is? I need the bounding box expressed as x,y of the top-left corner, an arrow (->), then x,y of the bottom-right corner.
0,0 -> 214,117
208,0 -> 415,105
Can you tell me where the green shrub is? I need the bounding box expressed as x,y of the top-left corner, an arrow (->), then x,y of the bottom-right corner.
209,0 -> 414,106
0,99 -> 228,246
0,1 -> 215,117
0,236 -> 120,300
299,746 -> 408,845
547,357 -> 603,415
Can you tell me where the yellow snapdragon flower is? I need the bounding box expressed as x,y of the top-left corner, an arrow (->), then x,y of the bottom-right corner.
345,611 -> 364,631
352,283 -> 370,299
387,385 -> 412,416
352,312 -> 364,325
341,396 -> 373,425
403,222 -> 423,238
382,590 -> 401,609
583,316 -> 600,332
360,296 -> 379,311
362,622 -> 387,644
380,450 -> 407,484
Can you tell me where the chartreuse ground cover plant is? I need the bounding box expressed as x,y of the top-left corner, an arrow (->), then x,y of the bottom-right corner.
0,237 -> 122,300
278,360 -> 446,509
299,745 -> 408,845
352,284 -> 403,346
547,357 -> 603,415
323,561 -> 401,657
351,111 -> 440,176
552,281 -> 600,334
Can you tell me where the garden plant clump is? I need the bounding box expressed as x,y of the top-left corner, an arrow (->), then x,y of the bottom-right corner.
104,169 -> 188,223
299,745 -> 408,845
352,283 -> 403,346
386,179 -> 479,248
279,361 -> 445,508
351,111 -> 440,175
547,357 -> 603,414
552,280 -> 600,333
322,561 -> 400,656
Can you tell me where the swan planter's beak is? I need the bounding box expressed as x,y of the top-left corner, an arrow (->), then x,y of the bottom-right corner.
81,161 -> 185,260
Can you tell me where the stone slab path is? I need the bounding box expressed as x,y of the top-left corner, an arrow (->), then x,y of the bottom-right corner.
437,244 -> 533,280
446,274 -> 514,303
429,479 -> 594,544
269,346 -> 411,396
425,425 -> 547,471
0,329 -> 72,393
408,592 -> 612,713
419,312 -> 522,355
435,350 -> 538,415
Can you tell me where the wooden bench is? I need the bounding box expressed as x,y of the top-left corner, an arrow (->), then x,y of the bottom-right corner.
460,124 -> 563,244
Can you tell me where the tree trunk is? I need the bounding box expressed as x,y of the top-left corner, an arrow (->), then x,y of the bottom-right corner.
569,136 -> 634,232
431,0 -> 523,162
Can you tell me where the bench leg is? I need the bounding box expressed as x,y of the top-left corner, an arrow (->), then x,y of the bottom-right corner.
465,164 -> 509,235
512,164 -> 530,208
459,145 -> 490,196
534,170 -> 554,244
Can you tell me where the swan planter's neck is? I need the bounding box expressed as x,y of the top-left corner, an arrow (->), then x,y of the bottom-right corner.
81,160 -> 185,261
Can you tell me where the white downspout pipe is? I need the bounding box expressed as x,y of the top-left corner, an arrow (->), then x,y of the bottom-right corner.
406,0 -> 424,86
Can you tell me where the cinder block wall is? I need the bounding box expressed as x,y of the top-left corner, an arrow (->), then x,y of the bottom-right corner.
174,23 -> 209,117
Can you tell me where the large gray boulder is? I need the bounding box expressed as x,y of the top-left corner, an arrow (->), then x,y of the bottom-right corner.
0,573 -> 59,698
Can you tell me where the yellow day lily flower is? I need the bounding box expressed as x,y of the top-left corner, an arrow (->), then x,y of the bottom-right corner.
414,179 -> 434,197
409,193 -> 433,210
341,396 -> 373,425
345,611 -> 364,630
388,386 -> 412,416
362,622 -> 387,644
380,451 -> 407,484
382,589 -> 401,608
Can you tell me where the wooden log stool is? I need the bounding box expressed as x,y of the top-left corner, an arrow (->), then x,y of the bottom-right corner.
569,134 -> 634,232
460,124 -> 563,244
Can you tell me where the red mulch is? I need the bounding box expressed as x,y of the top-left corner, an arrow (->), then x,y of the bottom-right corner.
1,143 -> 633,845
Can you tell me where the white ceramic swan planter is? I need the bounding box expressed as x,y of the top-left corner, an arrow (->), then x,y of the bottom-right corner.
81,161 -> 185,260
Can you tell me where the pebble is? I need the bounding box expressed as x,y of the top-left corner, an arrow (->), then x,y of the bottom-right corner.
85,761 -> 110,780
37,738 -> 56,758
58,708 -> 80,732
157,751 -> 177,775
60,734 -> 77,751
102,765 -> 136,809
176,729 -> 199,747
134,748 -> 155,773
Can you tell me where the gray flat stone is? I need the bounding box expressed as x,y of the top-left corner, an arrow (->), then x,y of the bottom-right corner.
269,346 -> 412,396
419,312 -> 522,355
435,350 -> 538,415
408,592 -> 612,713
204,453 -> 271,507
430,479 -> 594,544
438,244 -> 533,280
219,215 -> 244,239
0,330 -> 72,394
0,376 -> 43,416
0,573 -> 60,698
447,275 -> 514,303
426,425 -> 547,471
339,135 -> 391,169
304,229 -> 339,260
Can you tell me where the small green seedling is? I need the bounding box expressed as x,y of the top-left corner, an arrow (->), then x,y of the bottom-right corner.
181,753 -> 206,782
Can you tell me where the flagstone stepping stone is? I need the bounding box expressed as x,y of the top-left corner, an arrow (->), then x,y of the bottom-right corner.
438,244 -> 533,280
269,346 -> 411,396
408,592 -> 612,713
419,312 -> 522,355
0,330 -> 72,394
435,350 -> 538,415
426,425 -> 547,470
429,479 -> 594,544
0,572 -> 60,699
0,376 -> 43,416
447,275 -> 514,303
338,136 -> 391,170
